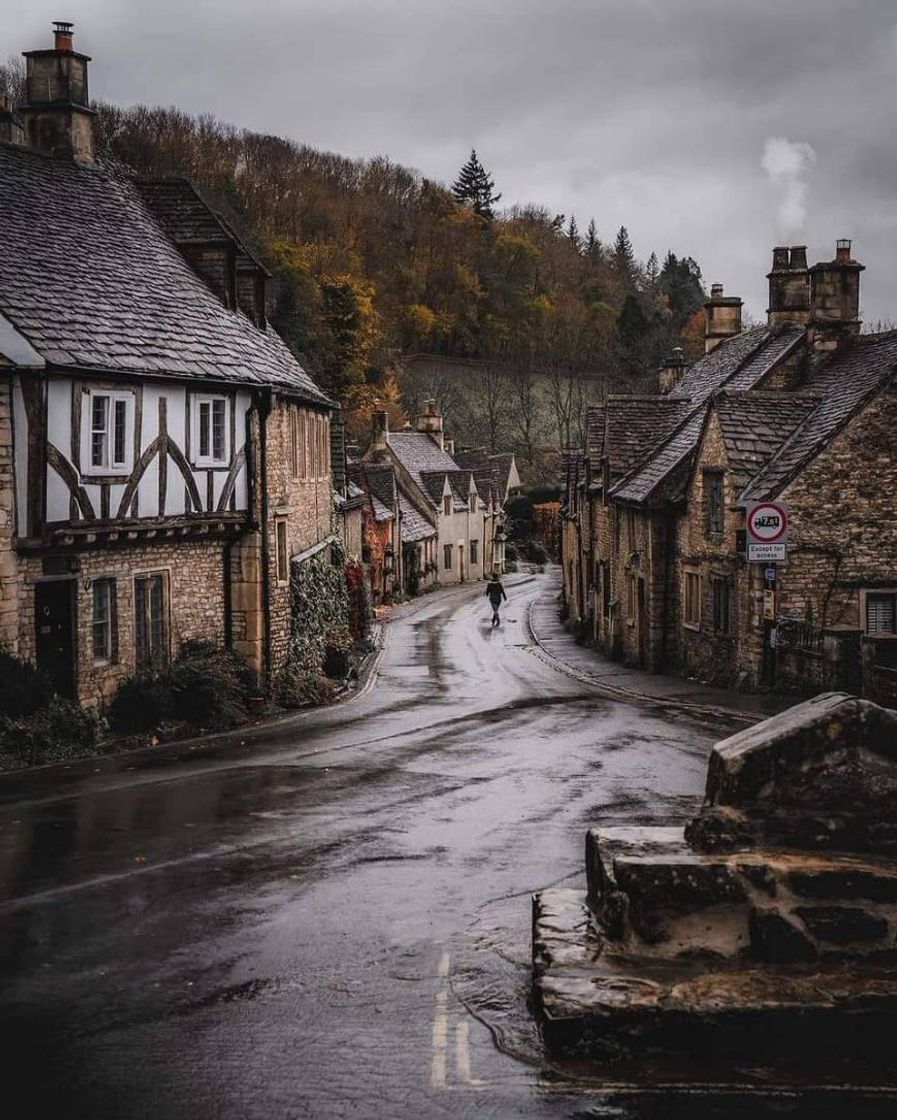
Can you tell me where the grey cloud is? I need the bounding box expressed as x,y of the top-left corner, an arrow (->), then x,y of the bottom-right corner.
4,0 -> 897,321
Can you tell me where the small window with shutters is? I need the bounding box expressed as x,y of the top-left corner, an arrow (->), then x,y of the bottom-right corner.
866,592 -> 897,636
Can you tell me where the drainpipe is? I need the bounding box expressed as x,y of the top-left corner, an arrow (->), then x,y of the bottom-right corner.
258,390 -> 273,695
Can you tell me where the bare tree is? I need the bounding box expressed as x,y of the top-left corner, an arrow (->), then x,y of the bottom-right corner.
0,54 -> 26,107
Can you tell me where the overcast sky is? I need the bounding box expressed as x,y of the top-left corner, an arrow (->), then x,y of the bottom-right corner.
5,0 -> 897,322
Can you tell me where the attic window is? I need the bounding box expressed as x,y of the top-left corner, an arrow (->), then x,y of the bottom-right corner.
705,471 -> 724,536
443,495 -> 452,517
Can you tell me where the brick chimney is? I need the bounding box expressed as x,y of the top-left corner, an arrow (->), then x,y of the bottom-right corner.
767,245 -> 811,328
659,347 -> 687,394
20,22 -> 95,162
416,399 -> 445,450
371,410 -> 389,453
807,240 -> 864,357
703,284 -> 743,353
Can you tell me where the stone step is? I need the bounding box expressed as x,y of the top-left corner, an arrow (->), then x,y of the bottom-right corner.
585,826 -> 897,958
533,887 -> 897,1068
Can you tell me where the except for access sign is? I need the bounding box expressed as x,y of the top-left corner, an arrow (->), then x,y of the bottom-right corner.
746,501 -> 788,562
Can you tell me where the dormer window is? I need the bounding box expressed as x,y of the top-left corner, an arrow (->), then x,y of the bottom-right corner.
191,394 -> 229,467
82,389 -> 134,476
470,494 -> 477,513
705,470 -> 724,536
443,495 -> 452,516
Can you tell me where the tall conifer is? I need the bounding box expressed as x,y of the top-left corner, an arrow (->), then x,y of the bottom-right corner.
452,149 -> 502,219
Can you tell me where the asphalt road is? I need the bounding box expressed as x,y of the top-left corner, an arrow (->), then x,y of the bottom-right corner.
0,573 -> 886,1118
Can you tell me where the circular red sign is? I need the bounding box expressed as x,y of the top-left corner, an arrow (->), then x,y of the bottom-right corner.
748,502 -> 787,542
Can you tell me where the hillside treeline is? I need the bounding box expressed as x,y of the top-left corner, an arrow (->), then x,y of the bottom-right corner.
87,105 -> 706,473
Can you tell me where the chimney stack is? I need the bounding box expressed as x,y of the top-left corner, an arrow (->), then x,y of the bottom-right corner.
371,410 -> 389,453
808,240 -> 864,357
703,284 -> 743,353
659,347 -> 687,395
416,399 -> 445,450
20,21 -> 95,163
767,245 -> 811,328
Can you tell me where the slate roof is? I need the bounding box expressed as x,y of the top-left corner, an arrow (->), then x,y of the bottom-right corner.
711,392 -> 820,483
387,431 -> 465,509
490,452 -> 517,495
450,448 -> 506,507
604,396 -> 691,479
740,330 -> 897,501
347,462 -> 396,521
398,494 -> 436,542
0,145 -> 330,403
612,327 -> 803,504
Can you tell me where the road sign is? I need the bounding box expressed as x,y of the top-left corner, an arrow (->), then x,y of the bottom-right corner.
764,567 -> 777,583
746,502 -> 788,562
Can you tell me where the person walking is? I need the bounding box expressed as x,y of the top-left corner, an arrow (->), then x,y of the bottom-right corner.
485,572 -> 507,627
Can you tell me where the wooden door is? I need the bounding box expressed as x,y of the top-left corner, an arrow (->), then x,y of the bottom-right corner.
35,580 -> 77,699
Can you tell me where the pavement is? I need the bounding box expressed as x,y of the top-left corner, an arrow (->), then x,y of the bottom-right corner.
528,568 -> 793,727
0,570 -> 879,1118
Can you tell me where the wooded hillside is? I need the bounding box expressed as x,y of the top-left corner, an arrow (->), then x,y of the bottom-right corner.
85,104 -> 707,478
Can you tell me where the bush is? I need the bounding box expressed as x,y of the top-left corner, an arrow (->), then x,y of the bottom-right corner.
504,542 -> 519,562
0,697 -> 98,768
527,542 -> 548,565
108,641 -> 256,734
0,650 -> 54,718
275,667 -> 337,709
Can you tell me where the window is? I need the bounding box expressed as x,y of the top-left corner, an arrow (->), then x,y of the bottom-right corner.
192,395 -> 228,466
625,508 -> 636,551
85,390 -> 133,474
135,572 -> 169,671
91,579 -> 116,663
470,494 -> 477,513
276,519 -> 289,583
444,544 -> 453,571
292,408 -> 307,479
470,540 -> 479,565
711,576 -> 731,634
626,574 -> 637,623
443,495 -> 452,517
706,470 -> 724,535
683,570 -> 701,629
866,592 -> 897,636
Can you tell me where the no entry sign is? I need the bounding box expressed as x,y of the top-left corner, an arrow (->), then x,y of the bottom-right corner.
746,502 -> 788,562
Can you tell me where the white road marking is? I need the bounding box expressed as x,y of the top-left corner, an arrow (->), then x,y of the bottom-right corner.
455,1017 -> 486,1087
430,951 -> 486,1091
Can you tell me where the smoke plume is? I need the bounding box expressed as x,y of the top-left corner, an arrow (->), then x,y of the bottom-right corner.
761,137 -> 817,238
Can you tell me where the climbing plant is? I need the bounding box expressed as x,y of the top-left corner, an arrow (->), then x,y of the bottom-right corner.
289,545 -> 351,672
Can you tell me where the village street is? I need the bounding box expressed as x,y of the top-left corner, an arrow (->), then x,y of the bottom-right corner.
0,571 -> 872,1119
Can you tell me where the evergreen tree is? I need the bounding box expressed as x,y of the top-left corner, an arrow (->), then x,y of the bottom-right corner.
659,251 -> 705,324
585,218 -> 601,262
612,225 -> 638,289
567,215 -> 581,253
644,251 -> 659,293
451,149 -> 502,219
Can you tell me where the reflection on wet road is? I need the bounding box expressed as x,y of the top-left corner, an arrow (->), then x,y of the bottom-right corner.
0,572 -> 882,1117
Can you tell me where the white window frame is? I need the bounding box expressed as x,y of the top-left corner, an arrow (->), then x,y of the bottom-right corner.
191,394 -> 230,468
862,589 -> 897,638
82,389 -> 135,476
91,577 -> 116,664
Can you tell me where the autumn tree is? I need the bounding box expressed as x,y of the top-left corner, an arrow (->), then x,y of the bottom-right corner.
612,225 -> 638,290
451,149 -> 501,219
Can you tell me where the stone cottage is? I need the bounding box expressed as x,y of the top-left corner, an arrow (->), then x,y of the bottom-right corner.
0,23 -> 338,707
562,240 -> 897,702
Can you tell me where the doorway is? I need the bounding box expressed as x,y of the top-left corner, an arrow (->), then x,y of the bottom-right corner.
35,579 -> 77,699
459,544 -> 466,583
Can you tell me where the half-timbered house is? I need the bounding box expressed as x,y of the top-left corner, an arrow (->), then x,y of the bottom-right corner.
0,23 -> 336,707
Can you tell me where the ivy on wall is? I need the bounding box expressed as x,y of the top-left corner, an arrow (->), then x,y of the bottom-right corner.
289,544 -> 352,672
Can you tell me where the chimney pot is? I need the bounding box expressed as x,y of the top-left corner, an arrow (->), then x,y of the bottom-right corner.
710,283 -> 724,298
772,246 -> 790,271
836,238 -> 852,263
789,245 -> 808,271
53,21 -> 75,51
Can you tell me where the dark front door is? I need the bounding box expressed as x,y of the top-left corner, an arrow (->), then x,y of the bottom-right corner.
35,580 -> 77,699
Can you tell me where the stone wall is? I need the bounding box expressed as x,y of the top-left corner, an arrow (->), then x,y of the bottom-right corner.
0,374 -> 17,652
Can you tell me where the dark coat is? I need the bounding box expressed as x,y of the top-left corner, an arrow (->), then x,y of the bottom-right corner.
486,580 -> 507,605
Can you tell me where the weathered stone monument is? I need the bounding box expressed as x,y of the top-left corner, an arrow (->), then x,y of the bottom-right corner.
533,693 -> 897,1070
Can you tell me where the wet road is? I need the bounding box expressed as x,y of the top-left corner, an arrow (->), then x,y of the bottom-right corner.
0,573 -> 881,1118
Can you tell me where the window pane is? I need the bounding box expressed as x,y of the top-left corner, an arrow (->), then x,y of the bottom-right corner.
212,399 -> 226,461
91,395 -> 108,467
277,521 -> 288,582
867,594 -> 896,635
199,402 -> 210,458
113,399 -> 127,466
135,577 -> 148,667
92,581 -> 110,660
149,575 -> 166,667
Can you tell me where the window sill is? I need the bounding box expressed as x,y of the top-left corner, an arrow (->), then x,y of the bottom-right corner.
83,467 -> 131,480
683,621 -> 701,632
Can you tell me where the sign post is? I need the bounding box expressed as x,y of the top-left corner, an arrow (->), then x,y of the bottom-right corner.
745,501 -> 788,563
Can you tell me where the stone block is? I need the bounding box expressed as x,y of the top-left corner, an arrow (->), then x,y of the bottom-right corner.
796,905 -> 888,946
749,907 -> 818,964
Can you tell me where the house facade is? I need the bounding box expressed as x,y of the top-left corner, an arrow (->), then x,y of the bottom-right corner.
562,240 -> 897,703
0,23 -> 337,707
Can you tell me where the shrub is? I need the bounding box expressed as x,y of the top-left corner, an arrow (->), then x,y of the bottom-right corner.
527,542 -> 549,565
504,542 -> 518,562
0,697 -> 98,768
108,641 -> 256,734
275,667 -> 337,709
0,650 -> 53,718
